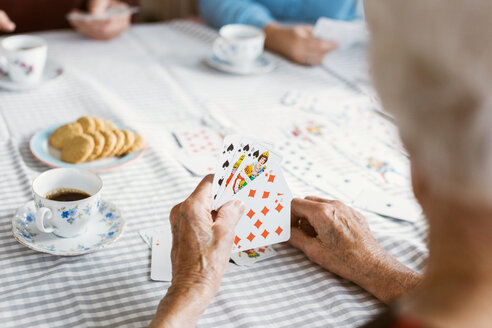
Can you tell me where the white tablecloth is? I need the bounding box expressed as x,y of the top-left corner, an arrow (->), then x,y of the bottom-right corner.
0,21 -> 428,328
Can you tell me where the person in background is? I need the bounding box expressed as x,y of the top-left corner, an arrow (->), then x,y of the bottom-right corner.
0,0 -> 137,40
149,0 -> 492,327
199,0 -> 363,65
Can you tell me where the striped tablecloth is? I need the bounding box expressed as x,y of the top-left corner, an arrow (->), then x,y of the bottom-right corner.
0,21 -> 428,328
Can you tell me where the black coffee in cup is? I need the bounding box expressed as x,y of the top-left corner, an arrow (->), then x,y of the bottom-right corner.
46,188 -> 91,201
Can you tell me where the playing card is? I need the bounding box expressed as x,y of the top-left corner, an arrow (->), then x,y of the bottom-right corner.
215,143 -> 281,210
281,117 -> 330,149
173,127 -> 222,155
150,223 -> 173,282
212,134 -> 241,205
230,164 -> 292,252
276,136 -> 364,202
230,245 -> 277,266
313,17 -> 368,50
352,189 -> 423,223
213,137 -> 273,209
330,130 -> 410,187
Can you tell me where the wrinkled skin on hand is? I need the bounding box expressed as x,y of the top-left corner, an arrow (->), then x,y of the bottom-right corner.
169,176 -> 244,294
290,196 -> 421,303
264,24 -> 337,66
149,175 -> 245,328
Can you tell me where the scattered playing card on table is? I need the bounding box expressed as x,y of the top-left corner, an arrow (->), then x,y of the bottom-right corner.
313,17 -> 368,50
213,136 -> 292,252
150,223 -> 173,282
230,245 -> 277,266
173,127 -> 222,155
172,127 -> 224,176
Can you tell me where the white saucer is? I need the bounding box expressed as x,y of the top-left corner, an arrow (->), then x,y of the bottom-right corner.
205,55 -> 275,75
0,59 -> 63,91
11,199 -> 125,256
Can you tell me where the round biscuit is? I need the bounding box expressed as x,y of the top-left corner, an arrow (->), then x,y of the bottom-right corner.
110,129 -> 125,157
118,129 -> 135,156
88,131 -> 105,161
102,119 -> 117,131
49,122 -> 84,150
98,130 -> 117,159
124,134 -> 145,154
77,116 -> 96,134
61,134 -> 94,164
93,117 -> 105,131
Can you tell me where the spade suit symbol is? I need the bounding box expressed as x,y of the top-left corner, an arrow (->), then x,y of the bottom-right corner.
243,144 -> 250,152
218,178 -> 224,186
222,160 -> 229,169
227,144 -> 234,152
253,150 -> 259,158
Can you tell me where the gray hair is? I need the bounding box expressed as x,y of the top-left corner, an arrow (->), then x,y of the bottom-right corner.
366,0 -> 492,205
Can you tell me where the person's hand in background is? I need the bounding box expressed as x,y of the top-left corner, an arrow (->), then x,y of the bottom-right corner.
290,196 -> 422,303
149,175 -> 245,328
264,24 -> 337,66
69,0 -> 131,40
0,10 -> 15,32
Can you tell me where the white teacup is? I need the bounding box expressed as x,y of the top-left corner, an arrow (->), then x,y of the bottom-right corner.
32,168 -> 103,238
213,24 -> 265,66
0,35 -> 47,85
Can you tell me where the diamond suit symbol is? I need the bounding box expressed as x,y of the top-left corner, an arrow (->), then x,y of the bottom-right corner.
261,206 -> 270,216
275,203 -> 284,213
247,233 -> 255,242
246,209 -> 255,219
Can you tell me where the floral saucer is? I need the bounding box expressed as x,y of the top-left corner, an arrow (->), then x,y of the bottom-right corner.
11,200 -> 125,256
0,59 -> 63,91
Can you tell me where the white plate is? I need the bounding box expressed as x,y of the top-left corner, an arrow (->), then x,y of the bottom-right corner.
205,55 -> 275,75
0,59 -> 63,91
29,123 -> 145,172
12,200 -> 125,256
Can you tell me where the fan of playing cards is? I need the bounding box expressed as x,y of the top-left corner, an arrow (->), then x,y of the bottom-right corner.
212,135 -> 293,252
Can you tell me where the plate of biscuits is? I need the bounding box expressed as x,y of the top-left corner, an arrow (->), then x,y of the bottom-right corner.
29,116 -> 145,171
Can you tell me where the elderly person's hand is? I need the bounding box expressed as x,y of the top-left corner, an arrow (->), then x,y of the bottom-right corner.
69,0 -> 131,40
0,10 -> 15,32
290,196 -> 421,303
264,24 -> 337,66
149,175 -> 245,328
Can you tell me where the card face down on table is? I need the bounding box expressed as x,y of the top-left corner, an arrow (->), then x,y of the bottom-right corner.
212,136 -> 293,252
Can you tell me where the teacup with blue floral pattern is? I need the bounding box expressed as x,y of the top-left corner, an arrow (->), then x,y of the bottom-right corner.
32,168 -> 102,238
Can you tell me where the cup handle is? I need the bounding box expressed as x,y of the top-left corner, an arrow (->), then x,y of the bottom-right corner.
213,37 -> 230,61
35,207 -> 55,233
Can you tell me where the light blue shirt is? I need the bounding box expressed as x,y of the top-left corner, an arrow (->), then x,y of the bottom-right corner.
199,0 -> 361,29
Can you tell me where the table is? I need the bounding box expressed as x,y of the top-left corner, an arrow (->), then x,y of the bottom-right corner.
0,21 -> 428,328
